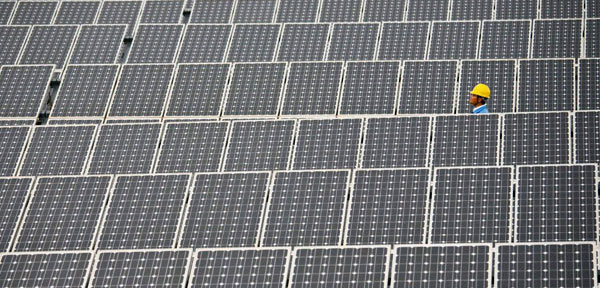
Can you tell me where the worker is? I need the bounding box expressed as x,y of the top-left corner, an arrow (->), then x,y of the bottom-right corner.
470,83 -> 490,114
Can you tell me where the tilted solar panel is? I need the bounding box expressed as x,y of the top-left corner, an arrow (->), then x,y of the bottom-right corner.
19,25 -> 78,70
0,26 -> 29,67
480,20 -> 531,59
517,59 -> 575,112
140,0 -> 184,24
96,0 -> 142,38
53,1 -> 100,24
0,65 -> 53,118
574,111 -> 600,165
11,1 -> 58,25
227,24 -> 280,62
319,0 -> 362,22
451,0 -> 492,20
377,22 -> 429,61
540,0 -> 583,18
363,0 -> 406,21
0,177 -> 33,251
277,0 -> 319,22
0,1 -> 15,24
532,19 -> 582,58
277,23 -> 329,61
0,126 -> 30,177
190,0 -> 234,23
428,21 -> 479,60
127,24 -> 184,63
327,23 -> 379,61
406,0 -> 449,21
177,24 -> 231,63
398,60 -> 458,114
69,24 -> 126,64
233,0 -> 276,23
496,0 -> 537,19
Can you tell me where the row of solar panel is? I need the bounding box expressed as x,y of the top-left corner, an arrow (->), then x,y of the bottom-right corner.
0,242 -> 596,287
0,165 -> 598,253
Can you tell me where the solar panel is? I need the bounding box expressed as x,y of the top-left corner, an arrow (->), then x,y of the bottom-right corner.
140,0 -> 184,23
340,61 -> 400,115
227,24 -> 280,62
18,125 -> 96,176
533,19 -> 582,58
190,0 -> 234,23
48,119 -> 103,125
87,123 -> 161,174
540,0 -> 583,18
19,25 -> 78,70
588,0 -> 600,18
69,25 -> 126,64
516,165 -> 598,242
495,242 -> 597,288
406,0 -> 449,21
0,252 -> 93,287
292,119 -> 362,169
392,244 -> 492,287
363,0 -> 405,21
233,0 -> 276,23
0,26 -> 29,67
327,23 -> 379,61
480,20 -> 531,59
398,60 -> 458,114
53,1 -> 100,24
319,0 -> 362,22
180,172 -> 269,248
155,121 -> 229,173
281,61 -> 343,116
108,64 -> 174,117
14,175 -> 112,251
276,0 -> 319,22
0,126 -> 30,177
428,21 -> 480,60
430,167 -> 513,244
127,24 -> 183,63
223,62 -> 285,117
290,246 -> 390,287
0,65 -> 53,118
431,115 -> 500,166
503,112 -> 571,165
585,19 -> 599,57
277,23 -> 329,61
458,60 -> 516,113
0,119 -> 35,126
517,59 -> 575,112
96,0 -> 142,38
52,64 -> 119,118
96,174 -> 190,249
177,24 -> 231,63
0,1 -> 15,24
377,22 -> 429,61
496,0 -> 537,19
574,111 -> 600,165
90,249 -> 191,288
10,1 -> 58,25
0,177 -> 33,251
451,0 -> 492,20
262,170 -> 349,246
190,248 -> 290,287
346,168 -> 430,245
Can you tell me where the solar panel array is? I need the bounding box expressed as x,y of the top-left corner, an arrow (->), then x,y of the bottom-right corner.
1,0 -> 599,286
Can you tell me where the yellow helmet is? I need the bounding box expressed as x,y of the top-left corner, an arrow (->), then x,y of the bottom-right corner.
470,83 -> 490,99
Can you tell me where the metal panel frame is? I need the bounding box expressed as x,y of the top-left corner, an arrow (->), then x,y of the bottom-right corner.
67,24 -> 127,65
178,24 -> 233,63
128,23 -> 185,64
10,0 -> 60,25
52,0 -> 101,25
361,0 -> 408,22
531,18 -> 584,59
225,23 -> 282,62
275,22 -> 332,62
95,0 -> 144,38
18,24 -> 79,73
318,0 -> 365,22
140,0 -> 185,24
0,64 -> 54,119
457,59 -> 517,113
1,176 -> 34,252
0,25 -> 31,67
326,22 -> 381,61
516,58 -> 576,112
479,19 -> 532,59
377,21 -> 431,61
427,20 -> 481,60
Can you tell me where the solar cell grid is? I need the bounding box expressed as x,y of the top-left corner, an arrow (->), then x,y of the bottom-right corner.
261,170 -> 349,246
233,0 -> 276,23
68,24 -> 126,64
430,167 -> 513,243
48,119 -> 103,125
14,175 -> 112,251
0,177 -> 33,252
585,19 -> 600,57
588,0 -> 600,18
0,1 -> 15,24
495,242 -> 597,288
18,125 -> 97,176
292,119 -> 362,169
0,26 -> 29,67
327,23 -> 379,61
190,0 -> 234,23
90,249 -> 191,288
104,118 -> 162,124
496,0 -> 538,19
97,173 -> 190,249
502,112 -> 571,165
87,123 -> 162,174
533,19 -> 582,58
340,61 -> 400,115
0,252 -> 93,288
0,119 -> 35,126
290,246 -> 390,288
19,25 -> 78,70
10,1 -> 58,25
140,0 -> 184,23
223,62 -> 286,117
392,244 -> 492,288
398,60 -> 458,114
517,59 -> 575,112
346,168 -> 430,245
224,120 -> 295,171
574,111 -> 600,165
406,0 -> 449,21
177,24 -> 231,63
363,0 -> 406,21
480,20 -> 531,59
277,23 -> 329,61
53,1 -> 100,24
281,61 -> 343,116
227,24 -> 280,62
179,172 -> 269,248
0,126 -> 30,177
377,22 -> 429,61
52,64 -> 119,118
428,21 -> 480,60
451,0 -> 492,20
540,0 -> 583,18
96,0 -> 142,38
458,60 -> 516,113
319,0 -> 363,22
155,121 -> 229,173
127,24 -> 183,63
276,0 -> 320,22
515,164 -> 598,242
190,248 -> 290,287
0,65 -> 53,118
